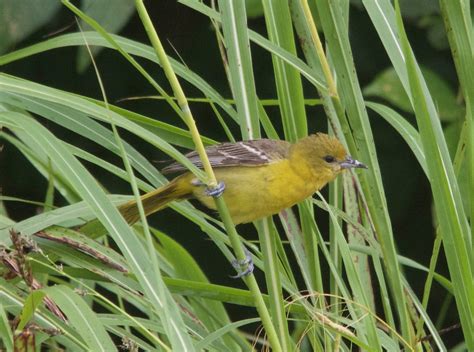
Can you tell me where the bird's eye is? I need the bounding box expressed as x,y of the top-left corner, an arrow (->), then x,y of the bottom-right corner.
323,155 -> 336,163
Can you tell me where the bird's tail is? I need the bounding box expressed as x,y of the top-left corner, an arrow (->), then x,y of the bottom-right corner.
79,174 -> 193,236
118,174 -> 193,225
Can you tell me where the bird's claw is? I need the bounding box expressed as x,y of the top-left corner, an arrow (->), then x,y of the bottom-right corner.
205,181 -> 226,198
230,249 -> 254,278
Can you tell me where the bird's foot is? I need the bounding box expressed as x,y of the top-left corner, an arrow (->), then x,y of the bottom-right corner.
230,249 -> 254,278
205,181 -> 226,198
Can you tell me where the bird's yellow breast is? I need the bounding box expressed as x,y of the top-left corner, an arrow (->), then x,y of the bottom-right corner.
190,160 -> 322,224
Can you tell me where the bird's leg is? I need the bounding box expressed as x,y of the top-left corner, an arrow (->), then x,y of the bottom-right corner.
230,248 -> 254,278
199,179 -> 253,277
205,181 -> 226,198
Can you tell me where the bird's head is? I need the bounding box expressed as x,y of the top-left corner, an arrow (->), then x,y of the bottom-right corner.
291,133 -> 367,183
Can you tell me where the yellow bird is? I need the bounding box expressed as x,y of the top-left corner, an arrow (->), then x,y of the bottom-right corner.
118,133 -> 367,225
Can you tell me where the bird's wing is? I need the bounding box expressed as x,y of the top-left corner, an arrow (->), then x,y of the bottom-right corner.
162,139 -> 291,174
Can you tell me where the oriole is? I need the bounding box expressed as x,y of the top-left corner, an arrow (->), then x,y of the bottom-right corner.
118,133 -> 367,225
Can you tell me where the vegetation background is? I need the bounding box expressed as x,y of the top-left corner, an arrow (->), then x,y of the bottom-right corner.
0,0 -> 471,351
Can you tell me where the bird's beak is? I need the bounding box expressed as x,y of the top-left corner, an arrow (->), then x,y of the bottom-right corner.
340,156 -> 368,169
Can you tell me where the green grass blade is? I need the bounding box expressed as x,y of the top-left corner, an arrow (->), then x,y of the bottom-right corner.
42,286 -> 115,351
366,102 -> 427,175
262,0 -> 307,141
217,0 -> 261,140
0,304 -> 14,352
439,0 -> 474,246
195,318 -> 260,351
256,218 -> 293,351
